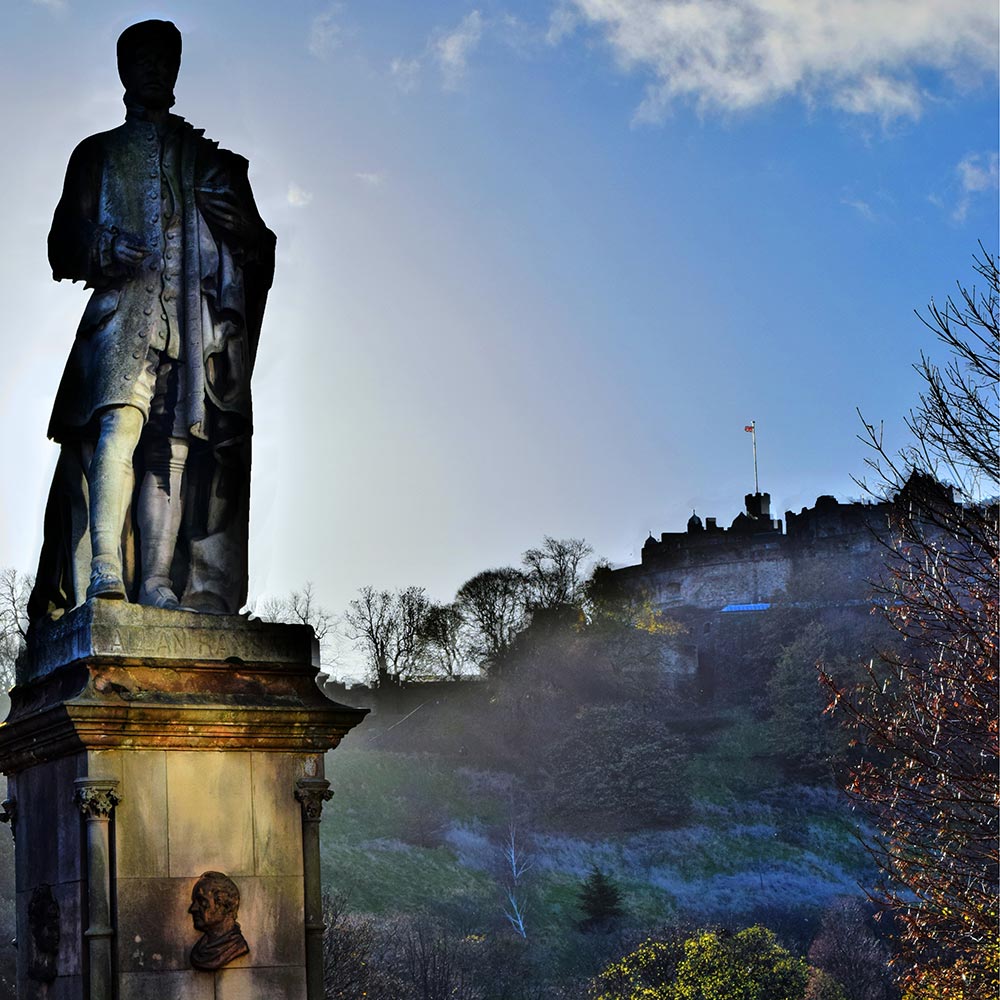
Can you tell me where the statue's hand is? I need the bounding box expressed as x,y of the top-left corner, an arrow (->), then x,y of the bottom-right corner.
111,231 -> 151,270
196,187 -> 256,246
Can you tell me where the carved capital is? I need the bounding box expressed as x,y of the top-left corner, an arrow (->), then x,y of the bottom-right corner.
74,779 -> 121,819
295,778 -> 332,821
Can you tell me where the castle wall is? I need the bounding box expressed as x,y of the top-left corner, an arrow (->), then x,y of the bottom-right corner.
611,493 -> 896,693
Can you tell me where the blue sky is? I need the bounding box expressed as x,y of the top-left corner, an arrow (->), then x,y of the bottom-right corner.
0,1 -> 997,662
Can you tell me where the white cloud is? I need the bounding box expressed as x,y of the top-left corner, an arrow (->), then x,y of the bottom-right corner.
566,0 -> 998,123
287,183 -> 314,208
546,4 -> 580,45
952,151 -> 999,222
390,57 -> 421,94
434,10 -> 485,89
841,197 -> 876,222
309,6 -> 343,59
394,9 -> 541,95
354,171 -> 386,187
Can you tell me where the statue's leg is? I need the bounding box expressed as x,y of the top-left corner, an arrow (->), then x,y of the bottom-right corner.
137,433 -> 189,609
87,405 -> 144,600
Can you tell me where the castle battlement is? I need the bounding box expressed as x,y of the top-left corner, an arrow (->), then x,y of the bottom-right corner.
617,489 -> 895,615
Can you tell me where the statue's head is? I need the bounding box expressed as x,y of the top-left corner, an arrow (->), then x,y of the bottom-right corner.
117,19 -> 182,110
188,871 -> 240,939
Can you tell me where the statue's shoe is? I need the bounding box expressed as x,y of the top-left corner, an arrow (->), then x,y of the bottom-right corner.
86,568 -> 126,601
138,579 -> 183,610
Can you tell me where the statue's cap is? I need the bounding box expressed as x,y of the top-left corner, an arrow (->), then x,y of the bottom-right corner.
117,20 -> 182,70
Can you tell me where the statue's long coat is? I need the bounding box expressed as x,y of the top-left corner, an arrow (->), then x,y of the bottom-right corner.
28,113 -> 276,620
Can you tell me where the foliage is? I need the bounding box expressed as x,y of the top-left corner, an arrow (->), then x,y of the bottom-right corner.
826,249 -> 999,993
583,561 -> 684,638
589,936 -> 683,1000
454,567 -> 530,672
807,898 -> 897,1000
578,867 -> 626,930
672,926 -> 810,1000
591,925 -> 810,1000
420,602 -> 469,678
899,954 -> 1000,1000
804,968 -> 850,1000
766,624 -> 856,781
543,704 -> 690,832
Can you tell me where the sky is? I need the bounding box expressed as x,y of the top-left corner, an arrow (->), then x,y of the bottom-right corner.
0,0 -> 997,673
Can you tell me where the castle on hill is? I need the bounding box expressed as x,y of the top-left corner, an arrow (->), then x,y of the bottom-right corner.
615,489 -> 895,614
610,488 -> 902,700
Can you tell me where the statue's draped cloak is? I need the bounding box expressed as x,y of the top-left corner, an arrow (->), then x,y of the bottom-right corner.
28,113 -> 275,620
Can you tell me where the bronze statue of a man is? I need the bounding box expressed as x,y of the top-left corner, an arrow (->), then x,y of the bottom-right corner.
29,19 -> 275,619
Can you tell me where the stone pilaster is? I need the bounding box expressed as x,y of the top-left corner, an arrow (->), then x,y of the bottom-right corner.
75,778 -> 121,1000
295,777 -> 334,1000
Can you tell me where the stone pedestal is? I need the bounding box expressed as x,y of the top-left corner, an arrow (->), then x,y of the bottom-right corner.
0,601 -> 367,1000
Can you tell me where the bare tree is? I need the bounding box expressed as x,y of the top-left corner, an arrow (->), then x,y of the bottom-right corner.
420,602 -> 468,678
521,536 -> 593,610
454,568 -> 529,672
807,898 -> 897,1000
825,249 -> 998,997
252,581 -> 338,669
498,825 -> 533,939
0,568 -> 31,690
396,921 -> 478,1000
344,586 -> 432,687
323,894 -> 397,1000
256,581 -> 334,639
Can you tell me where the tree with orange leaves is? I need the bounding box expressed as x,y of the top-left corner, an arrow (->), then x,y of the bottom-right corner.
825,249 -> 998,998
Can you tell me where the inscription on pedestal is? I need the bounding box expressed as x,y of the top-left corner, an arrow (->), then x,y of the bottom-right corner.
18,601 -> 318,685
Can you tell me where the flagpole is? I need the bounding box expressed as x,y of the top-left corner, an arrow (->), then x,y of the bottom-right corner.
751,420 -> 758,494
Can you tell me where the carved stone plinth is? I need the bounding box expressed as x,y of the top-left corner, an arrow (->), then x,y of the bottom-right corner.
0,600 -> 366,1000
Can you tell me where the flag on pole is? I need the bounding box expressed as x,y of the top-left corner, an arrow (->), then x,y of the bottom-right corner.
744,425 -> 754,433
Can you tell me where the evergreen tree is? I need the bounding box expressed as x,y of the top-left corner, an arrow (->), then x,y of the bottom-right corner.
578,867 -> 625,930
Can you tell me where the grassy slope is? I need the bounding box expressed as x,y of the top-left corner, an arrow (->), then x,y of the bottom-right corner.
320,723 -> 874,942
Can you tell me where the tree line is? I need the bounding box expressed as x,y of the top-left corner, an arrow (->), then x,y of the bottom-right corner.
337,536 -> 595,687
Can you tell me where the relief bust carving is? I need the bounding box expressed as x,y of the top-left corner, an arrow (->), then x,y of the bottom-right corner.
188,871 -> 250,971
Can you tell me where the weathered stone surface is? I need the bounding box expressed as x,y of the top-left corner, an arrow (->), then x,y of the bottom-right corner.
0,607 -> 367,774
117,751 -> 169,879
37,973 -> 85,1000
51,882 -> 83,978
167,752 -> 255,877
117,877 -> 192,972
237,876 -> 306,967
19,601 -> 317,685
252,753 -> 306,877
14,755 -> 85,890
215,965 -> 307,1000
119,971 -> 214,1000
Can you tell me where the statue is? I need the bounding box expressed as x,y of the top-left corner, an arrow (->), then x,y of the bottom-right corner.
28,19 -> 275,620
187,871 -> 250,971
